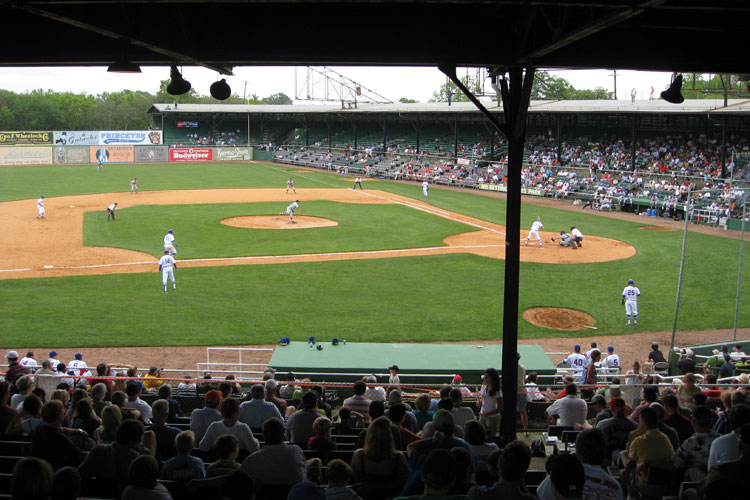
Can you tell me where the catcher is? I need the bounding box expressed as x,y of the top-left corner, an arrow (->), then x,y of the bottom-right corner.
551,230 -> 578,249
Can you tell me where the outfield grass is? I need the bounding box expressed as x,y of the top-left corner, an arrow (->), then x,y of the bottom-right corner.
1,161 -> 748,347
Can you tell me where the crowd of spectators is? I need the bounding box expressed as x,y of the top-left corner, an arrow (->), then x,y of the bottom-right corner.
2,343 -> 750,500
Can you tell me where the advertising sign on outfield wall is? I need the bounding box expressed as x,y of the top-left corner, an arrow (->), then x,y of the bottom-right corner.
479,183 -> 544,197
53,146 -> 90,164
134,146 -> 169,163
89,145 -> 135,163
0,146 -> 53,165
53,131 -> 100,146
169,148 -> 213,162
0,131 -> 53,146
99,130 -> 163,145
215,147 -> 252,161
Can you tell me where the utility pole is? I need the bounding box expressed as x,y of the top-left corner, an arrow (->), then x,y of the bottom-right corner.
243,81 -> 248,104
611,69 -> 618,99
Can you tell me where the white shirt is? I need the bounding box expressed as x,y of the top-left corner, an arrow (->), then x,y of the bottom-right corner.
164,233 -> 175,246
526,382 -> 546,401
536,463 -> 623,500
199,420 -> 259,452
48,358 -> 61,369
159,255 -> 176,269
622,285 -> 641,302
37,197 -> 44,208
422,181 -> 429,189
606,354 -> 621,370
565,353 -> 587,369
69,359 -> 88,372
287,179 -> 294,187
546,395 -> 588,426
19,357 -> 38,369
730,351 -> 746,361
107,203 -> 116,211
287,201 -> 299,211
480,384 -> 502,415
530,220 -> 543,232
130,179 -> 137,187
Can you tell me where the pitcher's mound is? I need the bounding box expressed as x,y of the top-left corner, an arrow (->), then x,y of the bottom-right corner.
523,307 -> 596,331
221,216 -> 339,230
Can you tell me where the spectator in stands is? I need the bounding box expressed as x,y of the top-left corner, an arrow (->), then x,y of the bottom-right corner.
190,389 -> 222,443
111,390 -> 141,422
678,373 -> 703,409
364,375 -> 387,402
11,457 -> 53,500
124,381 -> 153,424
400,410 -> 472,496
596,397 -> 637,465
5,350 -> 30,387
90,383 -> 110,417
662,393 -> 694,445
5,394 -> 43,438
630,386 -> 659,423
240,383 -> 283,431
97,405 -> 121,444
206,434 -> 241,478
708,403 -> 750,468
160,430 -> 205,481
199,396 -> 259,453
121,455 -> 171,500
648,342 -> 667,364
585,394 -> 612,428
79,419 -> 155,494
86,363 -> 113,393
449,446 -> 473,495
177,374 -> 196,392
336,407 -> 364,432
63,388 -> 88,428
309,384 -> 332,419
468,440 -> 533,500
463,420 -> 498,477
403,448 -> 464,500
71,398 -> 101,437
286,391 -> 324,446
714,390 -> 744,434
343,380 -> 372,421
449,389 -> 476,429
388,402 -> 421,449
10,375 -> 33,410
264,379 -> 288,415
157,384 -> 182,423
649,401 -> 680,450
412,394 -> 434,432
478,368 -> 503,440
241,417 -> 306,487
671,406 -> 718,482
356,401 -> 402,450
306,416 -> 336,453
31,400 -> 86,470
325,459 -> 361,500
719,353 -> 735,379
620,407 -> 674,497
146,399 -> 181,460
52,466 -> 82,500
351,416 -> 409,498
280,372 -> 299,399
419,399 -> 465,439
388,389 -> 419,433
677,349 -> 697,375
546,383 -> 587,427
697,423 -> 750,500
34,360 -> 58,396
56,363 -> 73,390
0,381 -> 19,440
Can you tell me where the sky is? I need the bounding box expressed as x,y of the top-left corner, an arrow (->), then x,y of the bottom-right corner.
0,65 -> 676,103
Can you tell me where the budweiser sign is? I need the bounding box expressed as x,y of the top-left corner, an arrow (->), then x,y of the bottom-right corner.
169,148 -> 214,162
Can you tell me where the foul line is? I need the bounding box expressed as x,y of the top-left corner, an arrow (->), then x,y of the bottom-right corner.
0,244 -> 506,274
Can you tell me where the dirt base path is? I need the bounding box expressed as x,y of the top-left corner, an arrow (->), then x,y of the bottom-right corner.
0,188 -> 633,280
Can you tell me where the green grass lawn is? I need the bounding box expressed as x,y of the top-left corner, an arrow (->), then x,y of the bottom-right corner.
0,161 -> 748,347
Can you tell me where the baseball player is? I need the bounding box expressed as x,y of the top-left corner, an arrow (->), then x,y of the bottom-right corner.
159,250 -> 177,293
564,345 -> 588,384
422,180 -> 429,197
551,230 -> 577,249
68,353 -> 91,384
622,278 -> 641,325
106,202 -> 118,221
286,178 -> 296,194
605,346 -> 621,375
19,352 -> 38,372
130,178 -> 139,194
281,200 -> 299,223
524,216 -> 543,247
570,225 -> 583,247
36,195 -> 45,219
164,229 -> 177,255
353,176 -> 364,190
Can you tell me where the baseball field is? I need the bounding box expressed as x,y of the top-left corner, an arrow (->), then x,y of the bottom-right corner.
0,161 -> 748,363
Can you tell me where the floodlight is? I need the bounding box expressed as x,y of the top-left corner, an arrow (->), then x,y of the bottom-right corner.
210,79 -> 231,100
660,74 -> 684,104
167,66 -> 192,96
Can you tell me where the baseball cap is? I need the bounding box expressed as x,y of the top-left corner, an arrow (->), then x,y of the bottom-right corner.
591,394 -> 607,405
75,353 -> 83,360
49,351 -> 58,357
287,481 -> 326,500
651,342 -> 659,349
278,336 -> 290,346
610,397 -> 626,409
389,364 -> 399,371
286,371 -> 296,381
712,349 -> 720,355
168,229 -> 174,233
40,195 -> 44,198
628,279 -> 634,284
574,345 -> 581,351
331,337 -> 339,345
5,351 -> 18,360
164,250 -> 169,254
265,379 -> 278,391
607,346 -> 614,352
204,390 -> 222,406
453,374 -> 462,383
432,409 -> 455,432
549,453 -> 585,499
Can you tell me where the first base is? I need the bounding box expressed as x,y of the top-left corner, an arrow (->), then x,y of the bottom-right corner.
43,265 -> 54,269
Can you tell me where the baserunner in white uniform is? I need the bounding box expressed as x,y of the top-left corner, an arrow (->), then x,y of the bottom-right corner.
622,278 -> 641,325
164,229 -> 177,255
282,200 -> 299,223
422,180 -> 429,197
159,250 -> 177,294
524,216 -> 544,247
36,195 -> 45,219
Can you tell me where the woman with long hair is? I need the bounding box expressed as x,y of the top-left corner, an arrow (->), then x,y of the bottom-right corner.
97,405 -> 122,444
582,350 -> 602,399
477,368 -> 502,440
351,416 -> 408,500
624,360 -> 645,408
72,398 -> 101,436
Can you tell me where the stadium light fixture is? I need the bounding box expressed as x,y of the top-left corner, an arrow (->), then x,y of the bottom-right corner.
107,59 -> 141,73
167,65 -> 192,96
210,78 -> 231,100
661,74 -> 685,104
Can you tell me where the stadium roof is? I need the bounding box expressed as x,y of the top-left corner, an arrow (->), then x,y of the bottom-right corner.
1,1 -> 748,74
149,99 -> 750,116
